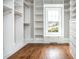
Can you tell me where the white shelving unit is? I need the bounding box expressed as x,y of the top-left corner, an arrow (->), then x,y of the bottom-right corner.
24,4 -> 31,24
3,6 -> 12,16
3,0 -> 13,16
70,0 -> 76,59
14,0 -> 23,15
14,0 -> 24,45
4,0 -> 13,9
3,0 -> 24,58
3,0 -> 14,58
24,0 -> 33,42
4,0 -> 34,58
34,0 -> 44,39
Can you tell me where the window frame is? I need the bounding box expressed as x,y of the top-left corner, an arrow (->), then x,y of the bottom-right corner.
44,4 -> 64,36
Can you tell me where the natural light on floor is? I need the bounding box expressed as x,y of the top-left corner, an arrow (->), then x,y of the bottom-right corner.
45,48 -> 66,59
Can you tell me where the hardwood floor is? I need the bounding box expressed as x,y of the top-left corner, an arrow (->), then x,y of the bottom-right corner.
8,43 -> 73,59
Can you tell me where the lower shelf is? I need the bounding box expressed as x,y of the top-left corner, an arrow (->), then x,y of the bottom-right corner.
35,35 -> 43,38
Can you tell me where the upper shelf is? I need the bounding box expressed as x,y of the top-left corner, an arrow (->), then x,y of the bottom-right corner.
3,3 -> 13,11
3,4 -> 12,12
4,0 -> 13,9
14,9 -> 22,16
3,0 -> 13,15
3,4 -> 12,16
24,0 -> 33,6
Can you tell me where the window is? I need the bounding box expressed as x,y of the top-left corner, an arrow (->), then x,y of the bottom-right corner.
44,4 -> 64,36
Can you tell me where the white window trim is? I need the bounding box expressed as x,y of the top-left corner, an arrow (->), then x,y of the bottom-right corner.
43,4 -> 64,37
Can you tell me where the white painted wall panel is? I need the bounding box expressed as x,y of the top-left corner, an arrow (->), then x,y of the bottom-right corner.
3,13 -> 15,57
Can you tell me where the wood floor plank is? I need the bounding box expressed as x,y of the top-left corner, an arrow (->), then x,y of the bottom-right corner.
8,43 -> 73,59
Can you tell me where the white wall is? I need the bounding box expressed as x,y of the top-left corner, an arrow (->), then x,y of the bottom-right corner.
41,0 -> 70,43
3,13 -> 15,58
3,1 -> 25,59
24,0 -> 70,43
3,0 -> 71,58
